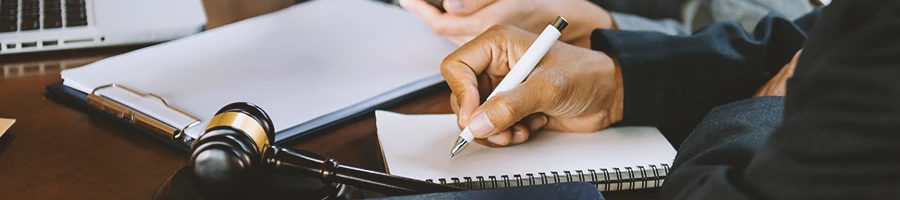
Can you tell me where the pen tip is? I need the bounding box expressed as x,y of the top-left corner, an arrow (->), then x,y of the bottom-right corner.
449,137 -> 468,159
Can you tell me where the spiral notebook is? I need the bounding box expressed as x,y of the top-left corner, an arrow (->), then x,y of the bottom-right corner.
375,111 -> 677,191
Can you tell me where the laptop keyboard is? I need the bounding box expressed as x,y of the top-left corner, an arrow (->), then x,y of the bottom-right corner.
0,0 -> 88,32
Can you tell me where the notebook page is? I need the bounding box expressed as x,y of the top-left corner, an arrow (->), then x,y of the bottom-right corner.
60,0 -> 458,140
375,111 -> 676,181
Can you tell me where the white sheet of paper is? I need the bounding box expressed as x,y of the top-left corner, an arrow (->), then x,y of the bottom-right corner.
60,0 -> 458,140
375,111 -> 677,181
0,118 -> 14,138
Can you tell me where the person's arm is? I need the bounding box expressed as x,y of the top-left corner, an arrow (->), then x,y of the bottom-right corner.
660,0 -> 900,199
589,11 -> 819,147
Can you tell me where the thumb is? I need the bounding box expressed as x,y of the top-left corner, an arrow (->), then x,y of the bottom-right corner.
466,80 -> 551,138
444,0 -> 497,16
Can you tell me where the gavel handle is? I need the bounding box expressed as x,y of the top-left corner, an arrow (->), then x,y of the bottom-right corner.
266,147 -> 465,196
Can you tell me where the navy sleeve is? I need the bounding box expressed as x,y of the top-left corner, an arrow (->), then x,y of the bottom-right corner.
660,97 -> 785,200
659,0 -> 900,199
590,11 -> 816,147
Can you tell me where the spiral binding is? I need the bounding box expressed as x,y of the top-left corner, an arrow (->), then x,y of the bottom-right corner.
425,163 -> 670,191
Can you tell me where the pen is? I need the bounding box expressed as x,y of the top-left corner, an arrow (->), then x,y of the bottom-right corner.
450,16 -> 568,158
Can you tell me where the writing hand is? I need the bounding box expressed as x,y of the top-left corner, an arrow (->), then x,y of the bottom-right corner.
441,25 -> 623,147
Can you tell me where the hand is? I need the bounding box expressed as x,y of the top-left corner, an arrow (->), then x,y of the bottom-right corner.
755,50 -> 801,97
399,0 -> 615,48
441,25 -> 624,147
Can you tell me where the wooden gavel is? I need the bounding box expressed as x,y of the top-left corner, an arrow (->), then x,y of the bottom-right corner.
186,102 -> 463,198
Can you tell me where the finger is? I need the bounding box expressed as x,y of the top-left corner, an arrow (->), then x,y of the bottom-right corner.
467,78 -> 553,138
442,28 -> 511,129
401,0 -> 445,22
512,113 -> 550,141
509,123 -> 530,145
400,0 -> 484,36
792,50 -> 802,63
755,50 -> 802,97
473,128 -> 511,147
486,128 -> 513,146
769,51 -> 800,96
784,50 -> 801,76
443,0 -> 498,16
454,90 -> 480,129
450,93 -> 460,114
435,0 -> 518,36
510,114 -> 548,145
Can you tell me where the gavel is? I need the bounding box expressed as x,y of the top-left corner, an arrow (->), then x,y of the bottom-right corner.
186,102 -> 463,199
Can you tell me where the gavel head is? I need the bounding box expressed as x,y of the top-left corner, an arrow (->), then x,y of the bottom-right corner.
186,102 -> 275,198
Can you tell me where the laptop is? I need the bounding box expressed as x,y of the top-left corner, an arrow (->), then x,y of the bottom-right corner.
0,0 -> 206,54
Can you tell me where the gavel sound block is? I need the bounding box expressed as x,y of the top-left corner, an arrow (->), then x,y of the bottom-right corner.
185,102 -> 463,199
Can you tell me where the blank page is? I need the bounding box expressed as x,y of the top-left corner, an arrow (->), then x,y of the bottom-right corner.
375,111 -> 676,181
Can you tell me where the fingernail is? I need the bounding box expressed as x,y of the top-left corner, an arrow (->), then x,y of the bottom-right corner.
447,0 -> 465,12
511,131 -> 527,144
468,113 -> 494,137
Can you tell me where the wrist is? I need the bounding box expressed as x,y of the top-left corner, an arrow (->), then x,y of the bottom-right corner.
610,55 -> 624,124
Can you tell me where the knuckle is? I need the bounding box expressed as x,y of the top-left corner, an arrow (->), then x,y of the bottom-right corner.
440,59 -> 466,79
493,95 -> 523,119
440,57 -> 455,73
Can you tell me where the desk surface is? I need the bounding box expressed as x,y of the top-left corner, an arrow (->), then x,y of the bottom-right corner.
0,1 -> 657,199
0,58 -> 451,199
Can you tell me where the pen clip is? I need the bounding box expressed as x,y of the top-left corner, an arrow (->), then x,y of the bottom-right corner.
87,83 -> 201,142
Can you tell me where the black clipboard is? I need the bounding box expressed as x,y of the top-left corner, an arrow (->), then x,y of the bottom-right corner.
44,79 -> 446,154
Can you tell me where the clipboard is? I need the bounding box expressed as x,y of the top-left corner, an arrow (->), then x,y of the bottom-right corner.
43,0 -> 459,153
44,79 -> 446,153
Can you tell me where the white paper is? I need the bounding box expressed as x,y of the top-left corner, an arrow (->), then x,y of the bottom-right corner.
375,111 -> 676,181
61,0 -> 458,139
0,118 -> 14,138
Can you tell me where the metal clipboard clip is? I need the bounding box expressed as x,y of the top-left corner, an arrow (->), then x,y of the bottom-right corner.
86,84 -> 201,142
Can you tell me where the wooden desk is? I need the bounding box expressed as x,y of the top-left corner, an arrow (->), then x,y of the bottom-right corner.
0,1 -> 418,199
0,58 -> 450,199
0,1 -> 656,199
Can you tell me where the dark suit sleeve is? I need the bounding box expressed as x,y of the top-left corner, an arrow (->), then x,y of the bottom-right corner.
659,1 -> 900,199
589,11 -> 816,147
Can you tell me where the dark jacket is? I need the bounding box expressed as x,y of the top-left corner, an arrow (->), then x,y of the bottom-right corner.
588,0 -> 687,21
594,0 -> 900,198
590,9 -> 817,148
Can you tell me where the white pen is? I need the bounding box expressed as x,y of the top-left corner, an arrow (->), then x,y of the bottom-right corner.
450,16 -> 568,158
